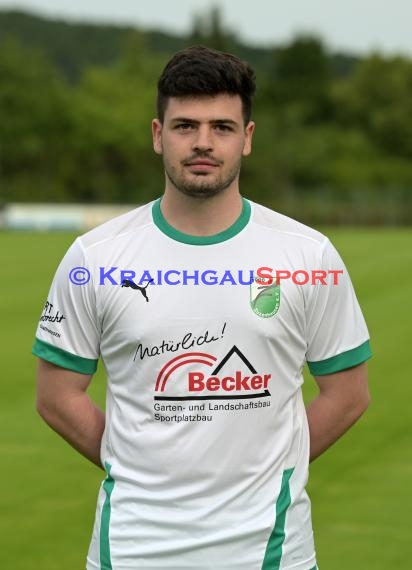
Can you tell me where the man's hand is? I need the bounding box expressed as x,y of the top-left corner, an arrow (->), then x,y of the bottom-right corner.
306,362 -> 370,462
36,359 -> 105,468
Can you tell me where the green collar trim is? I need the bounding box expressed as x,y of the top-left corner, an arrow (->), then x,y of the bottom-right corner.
152,197 -> 251,245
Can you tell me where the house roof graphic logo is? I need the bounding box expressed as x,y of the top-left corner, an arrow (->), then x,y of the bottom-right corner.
154,346 -> 271,401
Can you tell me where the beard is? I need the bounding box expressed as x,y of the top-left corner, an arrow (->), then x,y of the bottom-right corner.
163,155 -> 242,199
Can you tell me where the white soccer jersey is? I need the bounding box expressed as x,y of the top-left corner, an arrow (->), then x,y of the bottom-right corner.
33,198 -> 371,570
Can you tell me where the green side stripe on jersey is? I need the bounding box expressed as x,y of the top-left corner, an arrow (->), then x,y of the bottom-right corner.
261,467 -> 294,570
100,463 -> 114,570
307,340 -> 372,376
32,338 -> 98,375
152,197 -> 251,245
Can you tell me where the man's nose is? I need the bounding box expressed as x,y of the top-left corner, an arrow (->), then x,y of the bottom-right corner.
192,125 -> 213,152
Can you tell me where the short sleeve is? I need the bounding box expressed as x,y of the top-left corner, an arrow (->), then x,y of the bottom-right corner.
306,239 -> 371,376
32,238 -> 100,374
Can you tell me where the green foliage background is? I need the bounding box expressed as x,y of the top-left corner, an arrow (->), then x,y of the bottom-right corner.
1,8 -> 410,568
1,9 -> 412,223
1,229 -> 410,568
0,8 -> 410,567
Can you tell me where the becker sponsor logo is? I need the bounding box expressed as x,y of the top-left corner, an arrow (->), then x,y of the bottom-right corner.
154,345 -> 271,401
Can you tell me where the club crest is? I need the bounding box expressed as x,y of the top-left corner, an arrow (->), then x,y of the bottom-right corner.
250,275 -> 280,318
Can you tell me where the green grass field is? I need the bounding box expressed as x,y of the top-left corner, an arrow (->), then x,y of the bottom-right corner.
1,228 -> 411,569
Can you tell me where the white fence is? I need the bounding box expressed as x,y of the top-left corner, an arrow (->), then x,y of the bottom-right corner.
0,203 -> 136,231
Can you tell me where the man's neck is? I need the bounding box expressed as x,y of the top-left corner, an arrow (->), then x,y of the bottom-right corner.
160,188 -> 244,237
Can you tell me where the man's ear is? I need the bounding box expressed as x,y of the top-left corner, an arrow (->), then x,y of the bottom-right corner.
152,119 -> 163,155
242,121 -> 255,157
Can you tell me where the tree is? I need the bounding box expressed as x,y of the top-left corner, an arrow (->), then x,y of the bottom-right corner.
0,37 -> 71,201
332,54 -> 412,157
61,34 -> 164,203
188,6 -> 237,53
269,35 -> 332,121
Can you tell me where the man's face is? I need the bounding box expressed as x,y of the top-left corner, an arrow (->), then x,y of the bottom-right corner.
152,94 -> 255,199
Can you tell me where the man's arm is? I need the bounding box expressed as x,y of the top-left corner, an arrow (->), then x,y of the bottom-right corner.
306,362 -> 370,462
36,358 -> 105,469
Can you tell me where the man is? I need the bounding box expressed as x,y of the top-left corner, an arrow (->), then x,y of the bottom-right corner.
33,46 -> 371,570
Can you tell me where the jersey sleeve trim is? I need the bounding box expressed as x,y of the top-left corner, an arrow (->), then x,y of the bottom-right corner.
32,338 -> 98,375
307,340 -> 371,376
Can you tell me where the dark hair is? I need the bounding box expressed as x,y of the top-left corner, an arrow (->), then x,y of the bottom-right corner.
157,45 -> 256,124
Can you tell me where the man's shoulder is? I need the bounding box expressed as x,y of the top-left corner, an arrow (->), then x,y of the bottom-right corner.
249,200 -> 328,247
78,201 -> 155,251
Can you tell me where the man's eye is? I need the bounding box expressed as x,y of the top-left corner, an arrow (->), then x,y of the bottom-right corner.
215,124 -> 232,132
176,123 -> 194,131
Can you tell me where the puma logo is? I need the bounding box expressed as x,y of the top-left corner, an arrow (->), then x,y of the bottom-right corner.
121,279 -> 154,302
